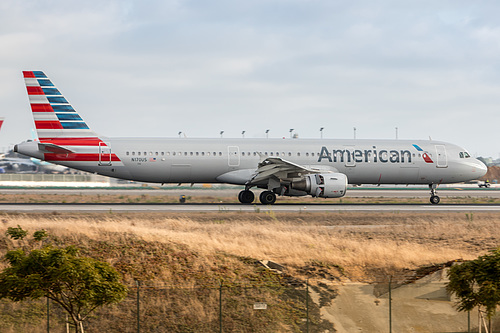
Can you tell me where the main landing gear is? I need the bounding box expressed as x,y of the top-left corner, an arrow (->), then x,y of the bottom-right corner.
237,190 -> 276,205
429,184 -> 440,204
238,190 -> 255,204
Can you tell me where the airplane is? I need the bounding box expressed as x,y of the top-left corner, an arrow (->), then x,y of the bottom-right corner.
15,71 -> 487,204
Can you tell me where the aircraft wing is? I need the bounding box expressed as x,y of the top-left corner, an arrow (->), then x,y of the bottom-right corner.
247,157 -> 326,185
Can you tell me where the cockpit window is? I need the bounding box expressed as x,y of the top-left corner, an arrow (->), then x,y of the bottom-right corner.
459,152 -> 471,158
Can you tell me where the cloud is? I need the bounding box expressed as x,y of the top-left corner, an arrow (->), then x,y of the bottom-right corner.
0,0 -> 499,156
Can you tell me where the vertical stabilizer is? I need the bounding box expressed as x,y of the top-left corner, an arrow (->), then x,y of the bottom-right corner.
23,71 -> 101,146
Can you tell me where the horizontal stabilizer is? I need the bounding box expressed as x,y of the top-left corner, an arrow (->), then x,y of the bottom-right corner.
37,143 -> 74,154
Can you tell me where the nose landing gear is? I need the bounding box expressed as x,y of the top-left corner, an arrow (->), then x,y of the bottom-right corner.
429,184 -> 440,204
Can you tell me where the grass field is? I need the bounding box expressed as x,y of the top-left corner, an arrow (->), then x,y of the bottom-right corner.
0,204 -> 499,331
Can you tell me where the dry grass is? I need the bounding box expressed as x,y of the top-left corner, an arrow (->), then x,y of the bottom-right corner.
1,211 -> 499,332
1,211 -> 498,280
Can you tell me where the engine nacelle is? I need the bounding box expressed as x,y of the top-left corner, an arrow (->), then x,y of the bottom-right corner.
291,173 -> 348,198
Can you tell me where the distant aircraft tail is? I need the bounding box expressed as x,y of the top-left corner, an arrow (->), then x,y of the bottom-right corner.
22,71 -> 102,146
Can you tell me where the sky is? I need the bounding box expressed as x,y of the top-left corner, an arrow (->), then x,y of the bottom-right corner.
0,0 -> 499,157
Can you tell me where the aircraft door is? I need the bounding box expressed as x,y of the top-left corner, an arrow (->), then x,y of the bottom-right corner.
228,146 -> 240,167
435,145 -> 447,168
98,142 -> 112,166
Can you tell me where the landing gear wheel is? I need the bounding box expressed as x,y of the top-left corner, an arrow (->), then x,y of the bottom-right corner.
430,195 -> 440,205
238,190 -> 255,204
429,184 -> 440,205
259,191 -> 277,205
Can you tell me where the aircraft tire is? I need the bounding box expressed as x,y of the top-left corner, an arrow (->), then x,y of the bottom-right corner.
259,191 -> 276,205
430,195 -> 440,204
238,190 -> 255,204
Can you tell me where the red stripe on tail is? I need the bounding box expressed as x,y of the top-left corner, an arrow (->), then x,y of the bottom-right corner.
26,87 -> 44,95
35,121 -> 64,129
31,104 -> 54,112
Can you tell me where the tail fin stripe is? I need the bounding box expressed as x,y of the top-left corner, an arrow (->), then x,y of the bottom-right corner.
42,88 -> 61,95
34,113 -> 58,121
35,121 -> 64,129
51,105 -> 75,112
37,79 -> 54,86
32,71 -> 47,78
27,86 -> 44,95
61,122 -> 89,130
23,71 -> 36,78
56,114 -> 83,121
29,95 -> 49,104
25,78 -> 40,86
47,97 -> 68,104
31,104 -> 54,112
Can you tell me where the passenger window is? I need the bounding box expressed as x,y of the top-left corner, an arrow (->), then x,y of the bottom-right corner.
306,153 -> 309,157
126,152 -> 129,156
132,152 -> 135,156
138,152 -> 141,156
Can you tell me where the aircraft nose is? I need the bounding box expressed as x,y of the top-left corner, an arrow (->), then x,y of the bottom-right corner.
474,159 -> 488,178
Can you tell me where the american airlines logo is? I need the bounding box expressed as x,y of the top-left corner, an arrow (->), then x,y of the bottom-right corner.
317,145 -> 434,164
412,144 -> 434,163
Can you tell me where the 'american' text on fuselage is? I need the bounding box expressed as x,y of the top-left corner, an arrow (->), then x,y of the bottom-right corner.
318,146 -> 413,164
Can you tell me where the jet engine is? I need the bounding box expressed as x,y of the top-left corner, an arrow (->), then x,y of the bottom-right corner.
291,173 -> 348,198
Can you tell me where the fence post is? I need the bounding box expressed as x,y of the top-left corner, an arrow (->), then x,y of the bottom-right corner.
306,279 -> 309,333
468,311 -> 470,333
389,276 -> 392,333
46,297 -> 50,333
219,281 -> 223,333
136,280 -> 141,333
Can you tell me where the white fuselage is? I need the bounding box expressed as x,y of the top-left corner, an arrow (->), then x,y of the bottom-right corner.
16,138 -> 486,186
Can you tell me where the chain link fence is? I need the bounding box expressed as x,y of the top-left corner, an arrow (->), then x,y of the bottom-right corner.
1,276 -> 499,333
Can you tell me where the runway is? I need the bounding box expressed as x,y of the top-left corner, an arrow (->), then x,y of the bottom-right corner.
1,202 -> 499,212
1,187 -> 498,198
